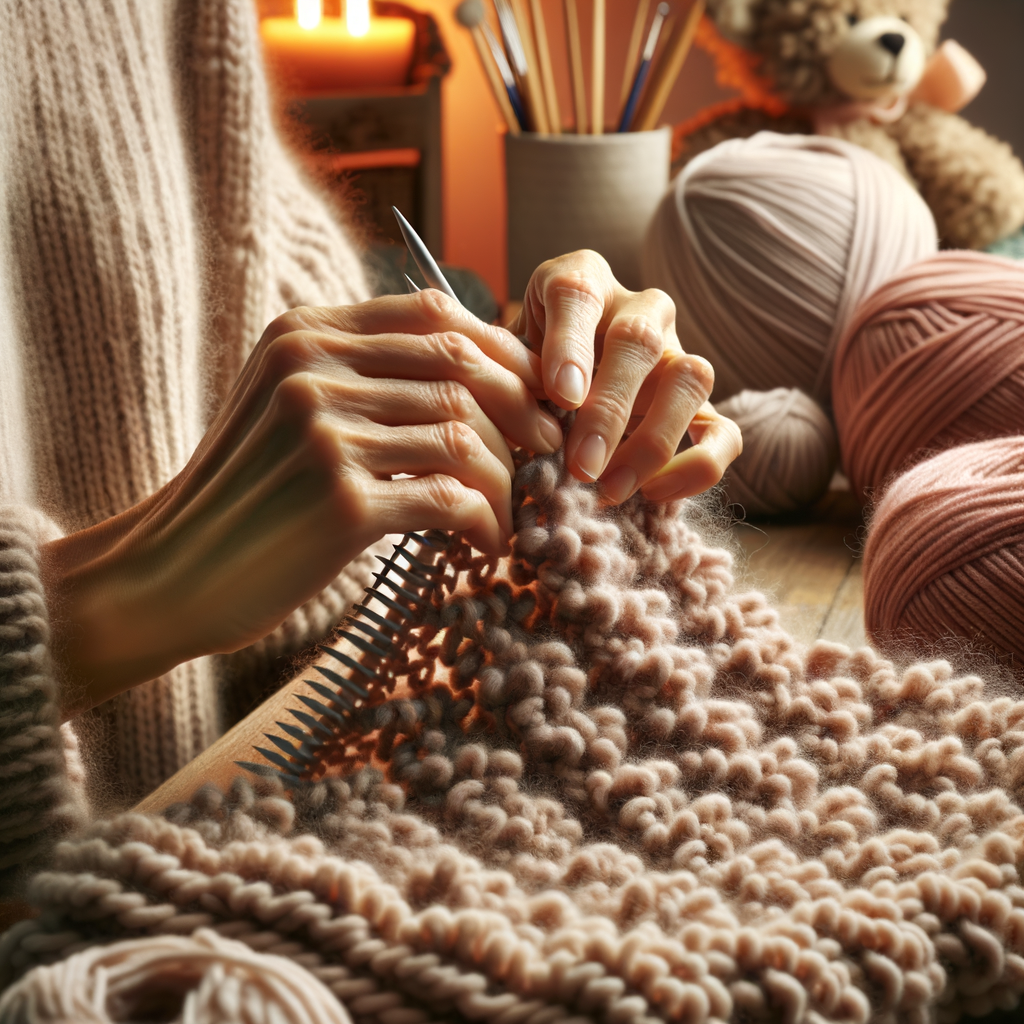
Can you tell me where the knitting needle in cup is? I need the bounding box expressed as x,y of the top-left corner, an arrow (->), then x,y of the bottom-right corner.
392,207 -> 459,303
618,3 -> 670,131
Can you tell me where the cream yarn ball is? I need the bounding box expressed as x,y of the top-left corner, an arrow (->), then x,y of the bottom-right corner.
643,131 -> 937,403
716,388 -> 838,516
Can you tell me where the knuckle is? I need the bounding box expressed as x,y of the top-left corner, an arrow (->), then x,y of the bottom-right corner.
640,287 -> 677,323
611,315 -> 665,364
426,474 -> 465,511
684,355 -> 716,397
438,419 -> 481,463
545,267 -> 604,307
416,287 -> 461,325
433,379 -> 474,421
272,370 -> 322,416
433,330 -> 476,368
264,329 -> 321,379
586,388 -> 634,429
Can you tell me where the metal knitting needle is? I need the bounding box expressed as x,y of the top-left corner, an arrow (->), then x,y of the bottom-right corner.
392,206 -> 459,303
404,273 -> 420,293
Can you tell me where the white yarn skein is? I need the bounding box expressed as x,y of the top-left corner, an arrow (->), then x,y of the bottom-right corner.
716,388 -> 839,516
643,132 -> 937,403
0,929 -> 352,1024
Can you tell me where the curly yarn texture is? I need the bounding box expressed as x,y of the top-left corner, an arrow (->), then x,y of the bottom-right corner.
4,451 -> 1024,1024
863,437 -> 1024,667
833,251 -> 1024,503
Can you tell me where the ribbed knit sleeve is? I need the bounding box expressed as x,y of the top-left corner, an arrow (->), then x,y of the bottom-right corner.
0,508 -> 88,895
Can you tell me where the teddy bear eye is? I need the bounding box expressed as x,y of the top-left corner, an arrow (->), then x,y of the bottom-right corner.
846,13 -> 858,25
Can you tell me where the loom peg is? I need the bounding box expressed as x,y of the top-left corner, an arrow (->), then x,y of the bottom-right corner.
288,708 -> 335,739
296,693 -> 349,728
319,645 -> 375,683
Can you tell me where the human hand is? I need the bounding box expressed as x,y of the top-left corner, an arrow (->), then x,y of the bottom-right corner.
42,293 -> 563,714
507,250 -> 743,504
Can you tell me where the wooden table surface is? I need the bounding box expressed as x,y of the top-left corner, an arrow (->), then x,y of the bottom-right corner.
729,485 -> 867,652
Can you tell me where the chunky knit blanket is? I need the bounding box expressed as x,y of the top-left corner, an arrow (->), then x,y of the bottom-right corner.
2,452 -> 1023,1024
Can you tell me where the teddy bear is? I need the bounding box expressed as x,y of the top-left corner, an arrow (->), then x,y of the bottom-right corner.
673,0 -> 1024,250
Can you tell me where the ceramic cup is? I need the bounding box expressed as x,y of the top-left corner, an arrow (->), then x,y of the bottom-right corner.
505,127 -> 671,298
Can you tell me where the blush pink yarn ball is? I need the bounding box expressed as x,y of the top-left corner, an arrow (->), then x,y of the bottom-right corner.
833,251 -> 1024,503
863,437 -> 1024,665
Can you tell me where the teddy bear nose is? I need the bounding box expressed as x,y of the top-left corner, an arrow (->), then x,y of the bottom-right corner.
878,32 -> 906,56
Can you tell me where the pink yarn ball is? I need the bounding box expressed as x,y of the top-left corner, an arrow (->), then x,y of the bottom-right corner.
863,437 -> 1024,665
833,251 -> 1024,503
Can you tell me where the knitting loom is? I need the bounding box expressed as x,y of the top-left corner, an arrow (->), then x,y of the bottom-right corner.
135,530 -> 451,813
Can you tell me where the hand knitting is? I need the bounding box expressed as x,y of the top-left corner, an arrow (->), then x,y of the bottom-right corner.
40,263 -> 739,721
510,250 -> 742,505
40,291 -> 559,718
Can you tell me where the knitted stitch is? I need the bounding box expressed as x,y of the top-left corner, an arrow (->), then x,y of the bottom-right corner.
5,451 -> 1024,1023
0,0 -> 376,879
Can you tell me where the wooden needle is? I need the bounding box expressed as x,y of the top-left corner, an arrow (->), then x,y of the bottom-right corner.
563,0 -> 588,133
530,0 -> 563,134
590,0 -> 606,134
505,0 -> 548,132
619,0 -> 651,114
634,0 -> 705,131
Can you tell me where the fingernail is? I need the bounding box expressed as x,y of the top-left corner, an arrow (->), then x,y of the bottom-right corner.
554,362 -> 586,407
538,412 -> 563,452
576,433 -> 607,481
642,474 -> 680,502
601,466 -> 637,505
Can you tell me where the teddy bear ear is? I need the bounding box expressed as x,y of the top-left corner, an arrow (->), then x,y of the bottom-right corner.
709,0 -> 760,44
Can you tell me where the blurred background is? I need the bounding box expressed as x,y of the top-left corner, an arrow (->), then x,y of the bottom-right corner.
255,0 -> 1024,307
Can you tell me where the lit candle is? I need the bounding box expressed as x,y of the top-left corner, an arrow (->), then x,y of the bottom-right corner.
261,0 -> 416,95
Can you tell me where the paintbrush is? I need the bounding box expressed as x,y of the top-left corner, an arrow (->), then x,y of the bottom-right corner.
619,0 -> 652,115
633,0 -> 706,131
494,0 -> 549,133
456,0 -> 523,134
618,2 -> 670,131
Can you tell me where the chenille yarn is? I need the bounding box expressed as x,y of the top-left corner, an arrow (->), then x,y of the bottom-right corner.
7,451 -> 1024,1024
863,436 -> 1024,668
832,252 -> 1024,503
0,929 -> 351,1024
715,388 -> 838,516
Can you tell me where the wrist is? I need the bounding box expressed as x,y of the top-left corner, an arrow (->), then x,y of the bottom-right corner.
40,505 -> 187,718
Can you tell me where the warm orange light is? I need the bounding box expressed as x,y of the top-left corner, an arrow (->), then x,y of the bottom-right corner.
347,0 -> 370,37
296,0 -> 321,30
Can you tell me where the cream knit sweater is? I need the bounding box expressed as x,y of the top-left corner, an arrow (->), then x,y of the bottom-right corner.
0,0 -> 379,890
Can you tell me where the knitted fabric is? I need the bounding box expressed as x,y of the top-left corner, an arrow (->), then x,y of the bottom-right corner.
0,0 -> 376,885
6,451 -> 1024,1024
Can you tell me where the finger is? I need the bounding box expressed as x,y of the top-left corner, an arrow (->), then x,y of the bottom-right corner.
595,353 -> 715,504
565,290 -> 676,483
329,331 -> 563,457
344,420 -> 514,543
522,252 -> 618,410
361,474 -> 507,556
307,374 -> 516,479
640,403 -> 744,503
285,292 -> 543,392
